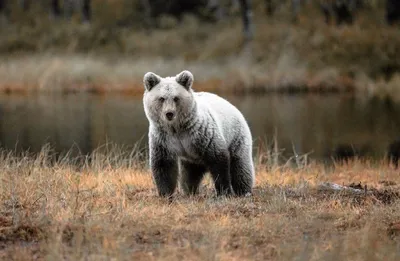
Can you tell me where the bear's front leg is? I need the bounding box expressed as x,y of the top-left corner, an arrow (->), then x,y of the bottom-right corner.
205,149 -> 233,196
149,141 -> 178,197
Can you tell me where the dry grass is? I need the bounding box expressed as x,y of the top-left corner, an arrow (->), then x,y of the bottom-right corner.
1,145 -> 400,260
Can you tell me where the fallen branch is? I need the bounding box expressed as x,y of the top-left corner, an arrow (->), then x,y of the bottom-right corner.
317,182 -> 367,194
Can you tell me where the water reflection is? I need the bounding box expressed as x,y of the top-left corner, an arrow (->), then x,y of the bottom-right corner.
0,93 -> 399,163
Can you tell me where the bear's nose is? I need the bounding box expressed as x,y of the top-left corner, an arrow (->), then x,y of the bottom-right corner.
166,112 -> 174,121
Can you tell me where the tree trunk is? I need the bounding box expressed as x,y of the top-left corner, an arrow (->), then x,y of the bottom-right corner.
238,0 -> 254,41
51,0 -> 62,18
82,0 -> 91,22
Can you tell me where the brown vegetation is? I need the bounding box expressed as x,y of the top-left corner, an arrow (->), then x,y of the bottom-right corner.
0,1 -> 399,97
1,146 -> 400,260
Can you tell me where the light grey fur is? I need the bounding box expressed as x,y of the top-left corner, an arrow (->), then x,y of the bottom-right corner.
143,70 -> 255,197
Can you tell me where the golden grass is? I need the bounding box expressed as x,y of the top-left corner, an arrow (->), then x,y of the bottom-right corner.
1,146 -> 400,260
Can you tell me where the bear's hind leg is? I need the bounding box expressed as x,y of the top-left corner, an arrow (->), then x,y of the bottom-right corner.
206,150 -> 233,196
180,160 -> 207,195
230,150 -> 255,196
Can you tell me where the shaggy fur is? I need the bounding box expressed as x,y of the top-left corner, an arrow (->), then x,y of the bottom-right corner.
143,70 -> 255,197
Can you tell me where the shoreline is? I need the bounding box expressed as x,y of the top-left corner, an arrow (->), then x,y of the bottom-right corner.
0,54 -> 392,98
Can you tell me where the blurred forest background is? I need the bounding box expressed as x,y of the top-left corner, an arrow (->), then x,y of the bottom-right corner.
0,0 -> 399,163
0,0 -> 398,96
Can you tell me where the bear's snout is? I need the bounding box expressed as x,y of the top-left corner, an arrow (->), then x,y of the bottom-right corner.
165,112 -> 175,121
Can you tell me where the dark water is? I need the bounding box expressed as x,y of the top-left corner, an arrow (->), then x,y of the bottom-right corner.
0,93 -> 399,163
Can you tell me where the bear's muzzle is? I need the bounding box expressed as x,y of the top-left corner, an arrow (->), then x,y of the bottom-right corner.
166,112 -> 175,121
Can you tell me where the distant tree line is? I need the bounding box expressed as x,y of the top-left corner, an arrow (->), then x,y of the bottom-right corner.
267,0 -> 400,26
0,0 -> 399,41
0,0 -> 91,22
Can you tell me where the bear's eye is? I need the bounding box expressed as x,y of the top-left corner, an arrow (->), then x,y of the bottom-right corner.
159,97 -> 165,102
173,97 -> 180,102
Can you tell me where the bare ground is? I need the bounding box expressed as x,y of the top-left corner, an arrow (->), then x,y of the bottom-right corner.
0,147 -> 400,261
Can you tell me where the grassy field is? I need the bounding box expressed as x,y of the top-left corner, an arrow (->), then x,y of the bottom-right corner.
1,146 -> 400,260
0,1 -> 399,98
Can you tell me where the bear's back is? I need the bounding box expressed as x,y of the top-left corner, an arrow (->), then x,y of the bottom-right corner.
194,92 -> 241,116
194,92 -> 251,145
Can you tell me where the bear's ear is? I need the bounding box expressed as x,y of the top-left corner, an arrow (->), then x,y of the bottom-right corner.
143,72 -> 161,91
175,70 -> 194,90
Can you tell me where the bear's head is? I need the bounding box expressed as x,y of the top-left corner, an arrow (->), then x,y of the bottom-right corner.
143,70 -> 196,127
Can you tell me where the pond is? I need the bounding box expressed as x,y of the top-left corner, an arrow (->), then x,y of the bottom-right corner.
0,93 -> 399,164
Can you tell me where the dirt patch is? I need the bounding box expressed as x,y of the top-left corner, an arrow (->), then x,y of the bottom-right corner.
343,182 -> 400,205
128,227 -> 206,254
282,181 -> 400,207
60,223 -> 87,246
0,216 -> 12,228
0,224 -> 46,245
0,223 -> 46,260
